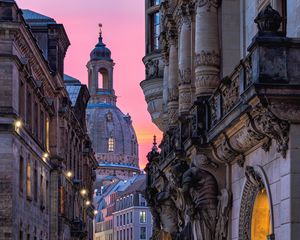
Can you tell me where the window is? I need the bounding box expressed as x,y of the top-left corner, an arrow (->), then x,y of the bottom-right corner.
139,211 -> 146,223
46,117 -> 50,151
117,231 -> 119,240
120,230 -> 122,240
46,180 -> 49,212
34,102 -> 38,138
34,167 -> 38,201
19,156 -> 24,193
120,214 -> 122,226
150,12 -> 160,51
19,80 -> 25,120
130,212 -> 133,223
19,230 -> 23,240
127,229 -> 129,240
123,214 -> 125,225
130,228 -> 133,240
40,110 -> 44,145
150,0 -> 160,6
108,138 -> 114,152
27,92 -> 32,131
40,174 -> 44,208
117,215 -> 119,226
26,161 -> 32,199
127,213 -> 129,224
140,227 -> 146,240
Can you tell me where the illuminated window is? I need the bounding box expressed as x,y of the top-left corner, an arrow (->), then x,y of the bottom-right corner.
26,162 -> 32,199
140,211 -> 146,223
251,188 -> 271,240
108,138 -> 114,152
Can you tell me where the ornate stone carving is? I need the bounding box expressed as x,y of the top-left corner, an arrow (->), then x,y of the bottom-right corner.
179,68 -> 191,85
251,105 -> 289,158
195,0 -> 220,9
168,88 -> 179,101
254,5 -> 282,33
145,59 -> 163,80
195,50 -> 220,67
221,76 -> 239,115
239,166 -> 267,240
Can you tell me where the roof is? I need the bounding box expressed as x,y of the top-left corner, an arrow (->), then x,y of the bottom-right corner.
64,74 -> 82,106
22,9 -> 56,25
98,163 -> 140,172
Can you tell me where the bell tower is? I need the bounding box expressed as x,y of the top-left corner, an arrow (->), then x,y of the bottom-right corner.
87,24 -> 116,105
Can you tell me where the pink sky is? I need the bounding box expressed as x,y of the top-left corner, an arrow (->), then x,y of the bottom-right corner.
17,0 -> 162,169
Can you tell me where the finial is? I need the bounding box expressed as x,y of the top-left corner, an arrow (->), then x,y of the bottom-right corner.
153,135 -> 157,147
98,23 -> 103,37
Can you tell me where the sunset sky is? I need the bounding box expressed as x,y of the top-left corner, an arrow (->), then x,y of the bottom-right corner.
17,0 -> 162,169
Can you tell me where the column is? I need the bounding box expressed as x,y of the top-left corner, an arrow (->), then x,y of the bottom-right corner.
178,5 -> 192,115
162,52 -> 169,129
167,28 -> 179,128
194,0 -> 220,97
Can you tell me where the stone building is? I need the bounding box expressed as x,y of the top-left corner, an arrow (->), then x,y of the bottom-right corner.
0,1 -> 97,240
86,30 -> 140,185
141,0 -> 300,240
94,174 -> 153,240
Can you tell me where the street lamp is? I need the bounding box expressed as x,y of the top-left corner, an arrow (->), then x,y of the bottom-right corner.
15,120 -> 22,128
80,189 -> 87,196
66,171 -> 73,178
85,200 -> 91,206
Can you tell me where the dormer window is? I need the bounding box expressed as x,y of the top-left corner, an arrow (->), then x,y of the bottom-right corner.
108,138 -> 114,152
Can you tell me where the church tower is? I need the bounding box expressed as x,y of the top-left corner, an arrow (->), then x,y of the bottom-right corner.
86,26 -> 140,187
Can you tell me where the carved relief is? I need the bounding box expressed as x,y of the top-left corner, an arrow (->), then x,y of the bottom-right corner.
168,88 -> 179,101
195,50 -> 220,67
145,59 -> 163,80
179,68 -> 192,85
251,105 -> 289,158
195,0 -> 220,9
221,76 -> 240,115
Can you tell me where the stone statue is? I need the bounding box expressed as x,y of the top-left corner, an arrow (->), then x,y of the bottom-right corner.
215,188 -> 232,240
181,158 -> 218,240
156,171 -> 179,239
169,161 -> 189,231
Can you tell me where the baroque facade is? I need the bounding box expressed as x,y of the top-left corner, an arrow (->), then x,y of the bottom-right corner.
0,1 -> 97,240
141,0 -> 300,239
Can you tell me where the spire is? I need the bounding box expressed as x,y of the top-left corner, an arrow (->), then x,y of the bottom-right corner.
98,23 -> 103,44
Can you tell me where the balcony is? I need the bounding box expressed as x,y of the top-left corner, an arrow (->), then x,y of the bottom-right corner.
140,52 -> 164,131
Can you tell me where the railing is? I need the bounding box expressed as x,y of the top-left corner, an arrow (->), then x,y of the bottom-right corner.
209,56 -> 252,128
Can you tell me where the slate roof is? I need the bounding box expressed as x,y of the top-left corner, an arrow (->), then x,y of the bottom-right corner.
64,74 -> 82,107
22,9 -> 56,26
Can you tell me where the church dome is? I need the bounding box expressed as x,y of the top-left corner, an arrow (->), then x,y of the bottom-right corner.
90,36 -> 112,61
86,102 -> 139,175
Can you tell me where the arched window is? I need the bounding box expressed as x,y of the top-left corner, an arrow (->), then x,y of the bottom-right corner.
108,138 -> 114,152
251,188 -> 271,240
98,68 -> 109,89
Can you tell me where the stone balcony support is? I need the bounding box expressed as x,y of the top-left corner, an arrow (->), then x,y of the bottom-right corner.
178,8 -> 192,115
194,0 -> 220,97
167,30 -> 179,127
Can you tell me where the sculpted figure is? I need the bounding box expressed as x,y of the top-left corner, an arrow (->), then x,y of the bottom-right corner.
169,161 -> 189,231
181,158 -> 218,240
215,188 -> 232,240
156,171 -> 179,239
